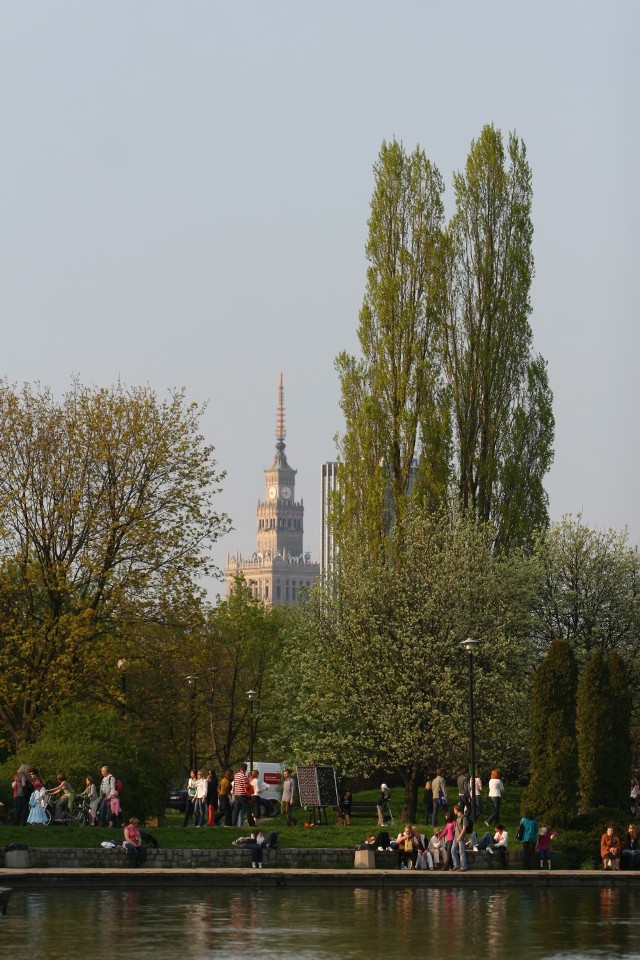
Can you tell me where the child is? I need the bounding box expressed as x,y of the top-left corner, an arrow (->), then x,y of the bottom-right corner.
108,788 -> 121,826
536,826 -> 558,869
27,785 -> 48,825
340,790 -> 353,826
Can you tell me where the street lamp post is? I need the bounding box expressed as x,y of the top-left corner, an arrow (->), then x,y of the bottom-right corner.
460,638 -> 479,821
117,659 -> 128,721
186,675 -> 198,772
247,689 -> 257,773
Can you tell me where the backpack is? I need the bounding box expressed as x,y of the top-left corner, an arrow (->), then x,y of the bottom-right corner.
115,778 -> 123,796
264,831 -> 278,849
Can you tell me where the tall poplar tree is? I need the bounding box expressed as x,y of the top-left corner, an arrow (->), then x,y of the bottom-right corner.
440,125 -> 554,549
335,139 -> 446,564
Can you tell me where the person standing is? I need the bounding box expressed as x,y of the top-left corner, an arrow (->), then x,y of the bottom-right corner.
451,804 -> 469,871
472,770 -> 483,820
536,826 -> 558,870
194,770 -> 208,827
27,784 -> 48,825
98,766 -> 117,827
376,784 -> 391,826
79,776 -> 99,825
423,778 -> 434,826
431,769 -> 447,827
12,765 -> 34,826
182,769 -> 197,826
486,769 -> 504,826
231,763 -> 250,826
457,768 -> 470,808
519,810 -> 538,869
217,769 -> 233,825
206,769 -> 219,826
249,769 -> 265,822
340,789 -> 353,826
281,769 -> 295,825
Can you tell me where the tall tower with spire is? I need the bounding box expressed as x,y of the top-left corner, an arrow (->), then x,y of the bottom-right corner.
225,374 -> 319,605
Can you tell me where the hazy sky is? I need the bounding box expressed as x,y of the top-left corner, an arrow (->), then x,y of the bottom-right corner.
2,1 -> 638,597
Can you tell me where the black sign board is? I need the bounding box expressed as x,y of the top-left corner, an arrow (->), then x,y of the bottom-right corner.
296,765 -> 338,808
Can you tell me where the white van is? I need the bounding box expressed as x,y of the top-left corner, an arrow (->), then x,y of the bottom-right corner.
251,762 -> 284,817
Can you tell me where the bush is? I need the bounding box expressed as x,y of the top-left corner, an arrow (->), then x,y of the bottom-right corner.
0,704 -> 171,821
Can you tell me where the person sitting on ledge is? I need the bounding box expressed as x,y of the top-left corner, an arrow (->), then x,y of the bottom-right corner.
471,823 -> 508,866
356,834 -> 377,850
123,817 -> 147,868
395,825 -> 417,870
601,826 -> 621,870
621,823 -> 640,871
233,829 -> 266,867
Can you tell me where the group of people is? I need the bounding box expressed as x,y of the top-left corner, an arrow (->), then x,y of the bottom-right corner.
600,823 -> 640,871
181,765 -> 296,828
422,767 -> 505,829
10,764 -> 124,829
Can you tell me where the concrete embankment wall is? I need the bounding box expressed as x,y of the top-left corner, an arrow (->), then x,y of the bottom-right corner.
1,847 -> 354,870
0,846 -> 516,870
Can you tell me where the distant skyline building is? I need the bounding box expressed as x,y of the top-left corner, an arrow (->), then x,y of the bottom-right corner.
319,457 -> 420,584
225,374 -> 319,605
320,460 -> 339,584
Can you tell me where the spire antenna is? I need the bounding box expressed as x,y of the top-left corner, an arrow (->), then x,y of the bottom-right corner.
276,372 -> 286,443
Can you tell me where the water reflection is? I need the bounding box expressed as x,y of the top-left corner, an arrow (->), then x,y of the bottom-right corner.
1,886 -> 639,959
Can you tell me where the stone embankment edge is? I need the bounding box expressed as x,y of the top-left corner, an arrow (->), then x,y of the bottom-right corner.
0,868 -> 637,889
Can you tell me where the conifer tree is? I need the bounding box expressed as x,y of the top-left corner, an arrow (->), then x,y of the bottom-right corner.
577,649 -> 631,810
608,651 -> 632,809
523,638 -> 578,824
576,650 -> 610,809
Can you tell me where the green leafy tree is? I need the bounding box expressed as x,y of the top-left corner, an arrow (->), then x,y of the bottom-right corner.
523,638 -> 578,825
334,139 -> 447,564
198,576 -> 286,773
533,515 -> 640,665
440,124 -> 554,549
0,379 -> 230,749
269,512 -> 539,819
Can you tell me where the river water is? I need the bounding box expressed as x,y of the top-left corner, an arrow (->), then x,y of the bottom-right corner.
1,885 -> 639,959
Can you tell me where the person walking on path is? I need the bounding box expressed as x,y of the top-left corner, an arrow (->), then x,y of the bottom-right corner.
486,770 -> 504,827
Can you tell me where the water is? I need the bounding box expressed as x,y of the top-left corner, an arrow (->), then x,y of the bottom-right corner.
1,885 -> 639,959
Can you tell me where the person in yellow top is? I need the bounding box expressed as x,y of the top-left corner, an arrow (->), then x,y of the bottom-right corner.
217,768 -> 232,825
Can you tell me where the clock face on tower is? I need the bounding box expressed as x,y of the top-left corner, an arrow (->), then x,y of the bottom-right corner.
267,485 -> 277,500
281,486 -> 292,500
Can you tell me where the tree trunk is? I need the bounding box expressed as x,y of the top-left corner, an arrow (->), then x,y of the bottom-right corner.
400,763 -> 422,823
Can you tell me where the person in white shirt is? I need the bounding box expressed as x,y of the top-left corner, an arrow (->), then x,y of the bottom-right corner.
486,769 -> 504,826
249,769 -> 265,821
194,770 -> 208,827
472,824 -> 508,867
